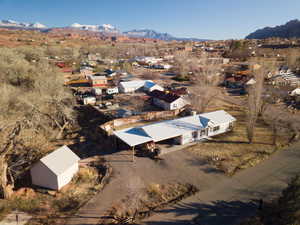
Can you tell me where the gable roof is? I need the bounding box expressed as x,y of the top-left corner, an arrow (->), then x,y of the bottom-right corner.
119,80 -> 150,89
39,145 -> 80,176
114,110 -> 236,147
149,90 -> 181,103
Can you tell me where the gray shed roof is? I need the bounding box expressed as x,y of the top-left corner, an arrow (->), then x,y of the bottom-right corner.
40,145 -> 80,176
114,110 -> 236,147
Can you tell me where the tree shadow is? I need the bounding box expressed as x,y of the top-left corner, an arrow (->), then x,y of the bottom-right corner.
186,158 -> 224,174
144,200 -> 258,225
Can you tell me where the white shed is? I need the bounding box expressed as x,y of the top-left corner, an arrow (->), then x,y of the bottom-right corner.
118,80 -> 149,93
30,145 -> 80,190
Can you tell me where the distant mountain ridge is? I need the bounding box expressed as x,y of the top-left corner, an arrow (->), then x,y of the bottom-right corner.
70,23 -> 119,33
246,19 -> 300,39
0,18 -> 208,41
124,29 -> 208,41
0,19 -> 47,29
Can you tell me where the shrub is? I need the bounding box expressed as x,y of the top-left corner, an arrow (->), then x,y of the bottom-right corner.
52,194 -> 82,212
10,197 -> 41,213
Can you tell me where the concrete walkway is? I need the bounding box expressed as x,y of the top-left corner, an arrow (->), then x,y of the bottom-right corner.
1,211 -> 31,225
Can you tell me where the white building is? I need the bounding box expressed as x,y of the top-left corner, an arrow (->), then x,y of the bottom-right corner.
114,110 -> 236,147
83,96 -> 96,105
119,80 -> 147,93
106,87 -> 119,95
143,81 -> 164,92
118,80 -> 162,93
30,146 -> 80,190
149,90 -> 187,110
134,56 -> 163,65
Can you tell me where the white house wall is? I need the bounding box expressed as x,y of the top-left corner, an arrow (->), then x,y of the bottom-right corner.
170,98 -> 186,110
30,162 -> 58,190
57,162 -> 79,190
174,122 -> 233,145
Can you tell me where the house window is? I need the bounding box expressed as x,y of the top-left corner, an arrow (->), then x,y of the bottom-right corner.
200,129 -> 206,136
213,126 -> 220,132
192,131 -> 198,138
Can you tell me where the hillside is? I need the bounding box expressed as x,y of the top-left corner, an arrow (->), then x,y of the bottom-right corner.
124,29 -> 209,41
0,18 -> 208,42
246,19 -> 300,39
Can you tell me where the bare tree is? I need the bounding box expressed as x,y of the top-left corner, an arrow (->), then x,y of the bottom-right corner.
189,53 -> 222,113
246,65 -> 265,143
0,47 -> 75,198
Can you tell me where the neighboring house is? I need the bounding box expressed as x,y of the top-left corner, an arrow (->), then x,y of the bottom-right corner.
134,56 -> 163,65
119,80 -> 147,93
149,90 -> 187,110
92,87 -> 102,96
245,78 -> 256,86
88,75 -> 108,87
143,81 -> 164,92
106,87 -> 119,95
114,110 -> 236,148
83,96 -> 96,105
30,146 -> 80,190
80,69 -> 94,77
118,80 -> 162,93
270,74 -> 300,86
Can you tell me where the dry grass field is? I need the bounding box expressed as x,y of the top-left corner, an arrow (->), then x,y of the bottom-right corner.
188,102 -> 291,175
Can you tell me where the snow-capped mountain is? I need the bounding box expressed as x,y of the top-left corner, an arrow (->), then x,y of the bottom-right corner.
123,29 -> 174,40
0,19 -> 47,29
123,29 -> 208,41
70,23 -> 119,33
0,19 -> 208,41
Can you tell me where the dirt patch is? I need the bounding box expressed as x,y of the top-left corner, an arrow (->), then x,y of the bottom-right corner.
98,183 -> 198,224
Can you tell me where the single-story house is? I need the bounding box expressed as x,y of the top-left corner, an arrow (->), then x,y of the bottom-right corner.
118,80 -> 162,93
143,81 -> 164,92
149,90 -> 187,110
30,145 -> 80,190
118,80 -> 147,93
88,75 -> 108,87
106,87 -> 119,95
114,110 -> 236,148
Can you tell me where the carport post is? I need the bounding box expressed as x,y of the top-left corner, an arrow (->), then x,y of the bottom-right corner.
132,146 -> 135,162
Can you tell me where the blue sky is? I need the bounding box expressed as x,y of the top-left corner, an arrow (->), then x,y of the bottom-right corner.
0,0 -> 300,39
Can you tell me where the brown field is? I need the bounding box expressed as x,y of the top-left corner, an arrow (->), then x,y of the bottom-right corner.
187,102 -> 291,175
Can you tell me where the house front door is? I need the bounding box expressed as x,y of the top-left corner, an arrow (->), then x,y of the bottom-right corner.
205,128 -> 209,136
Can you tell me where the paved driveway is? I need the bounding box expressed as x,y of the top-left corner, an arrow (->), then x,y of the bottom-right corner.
66,142 -> 300,225
141,142 -> 300,225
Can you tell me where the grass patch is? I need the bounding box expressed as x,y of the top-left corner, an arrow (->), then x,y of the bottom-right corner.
188,108 -> 291,175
